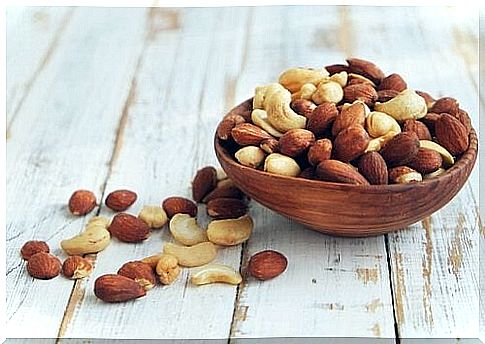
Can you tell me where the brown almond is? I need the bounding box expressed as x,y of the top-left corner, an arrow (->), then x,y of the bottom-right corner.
62,256 -> 93,279
416,90 -> 436,109
217,114 -> 246,140
343,83 -> 378,106
162,196 -> 198,218
290,99 -> 317,118
108,213 -> 150,243
260,138 -> 279,154
206,198 -> 248,219
315,159 -> 369,185
346,58 -> 385,85
377,89 -> 399,102
308,139 -> 332,166
248,250 -> 288,281
202,179 -> 244,203
298,167 -> 315,180
389,166 -> 422,184
306,102 -> 338,136
105,190 -> 137,212
278,129 -> 315,158
117,261 -> 157,290
26,252 -> 61,280
430,97 -> 459,115
21,240 -> 50,260
192,166 -> 218,203
377,73 -> 407,92
407,148 -> 443,174
333,125 -> 370,162
68,190 -> 97,216
380,131 -> 420,167
231,123 -> 273,146
420,112 -> 441,136
357,152 -> 388,185
435,113 -> 469,155
325,64 -> 349,75
332,102 -> 366,136
452,109 -> 472,134
94,274 -> 146,303
403,119 -> 432,141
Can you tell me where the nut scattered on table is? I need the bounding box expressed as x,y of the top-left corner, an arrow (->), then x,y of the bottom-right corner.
206,198 -> 248,220
61,216 -> 111,255
62,256 -> 93,279
169,214 -> 208,246
105,189 -> 137,212
94,274 -> 146,303
138,205 -> 168,229
21,240 -> 50,260
117,261 -> 157,290
163,242 -> 218,267
248,250 -> 288,281
155,253 -> 181,285
68,190 -> 97,216
191,264 -> 242,286
192,166 -> 218,202
207,215 -> 254,246
108,213 -> 150,243
27,252 -> 61,280
162,196 -> 198,218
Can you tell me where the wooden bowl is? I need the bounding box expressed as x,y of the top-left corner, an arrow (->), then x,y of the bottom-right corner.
214,99 -> 478,237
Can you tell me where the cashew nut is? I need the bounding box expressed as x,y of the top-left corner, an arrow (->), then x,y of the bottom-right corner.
216,167 -> 228,181
263,153 -> 301,177
169,214 -> 208,246
341,100 -> 371,117
374,89 -> 427,121
291,83 -> 317,101
87,216 -> 111,228
207,215 -> 254,246
138,205 -> 168,228
365,131 -> 399,153
329,71 -> 348,87
156,253 -> 181,285
424,167 -> 446,179
61,219 -> 111,255
278,67 -> 329,93
311,81 -> 344,104
191,264 -> 242,286
420,140 -> 454,166
163,242 -> 217,267
366,111 -> 401,138
251,109 -> 284,138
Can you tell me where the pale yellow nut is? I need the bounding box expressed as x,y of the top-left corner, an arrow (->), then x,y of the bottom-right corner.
191,264 -> 242,286
374,89 -> 427,122
365,131 -> 399,153
215,168 -> 228,181
87,216 -> 110,228
341,100 -> 371,117
348,73 -> 376,87
311,81 -> 344,104
251,109 -> 284,138
169,214 -> 208,246
278,67 -> 329,93
138,205 -> 168,228
424,168 -> 446,179
366,111 -> 401,138
291,83 -> 317,101
235,146 -> 266,169
253,85 -> 269,109
329,71 -> 348,87
395,171 -> 422,184
263,153 -> 301,177
419,140 -> 454,166
156,253 -> 181,285
61,226 -> 111,255
207,215 -> 253,246
163,242 -> 217,267
140,253 -> 163,269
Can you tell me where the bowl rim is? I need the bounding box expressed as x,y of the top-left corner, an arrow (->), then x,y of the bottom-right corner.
215,99 -> 478,193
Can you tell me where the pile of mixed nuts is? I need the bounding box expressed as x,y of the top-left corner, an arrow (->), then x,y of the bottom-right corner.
217,58 -> 472,184
20,167 -> 287,303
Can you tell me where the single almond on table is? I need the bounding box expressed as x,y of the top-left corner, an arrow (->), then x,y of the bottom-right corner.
108,213 -> 150,243
105,189 -> 137,212
94,274 -> 146,303
407,148 -> 442,174
357,152 -> 388,185
26,252 -> 61,280
206,198 -> 248,220
192,166 -> 218,203
21,240 -> 50,260
248,250 -> 288,281
278,129 -> 315,158
315,159 -> 369,185
62,256 -> 93,279
380,131 -> 420,167
162,196 -> 198,218
435,113 -> 469,156
68,190 -> 97,216
117,261 -> 157,290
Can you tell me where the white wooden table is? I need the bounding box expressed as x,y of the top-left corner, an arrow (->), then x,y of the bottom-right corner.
6,6 -> 483,343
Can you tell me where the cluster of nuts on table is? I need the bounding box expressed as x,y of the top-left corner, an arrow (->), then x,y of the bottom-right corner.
20,167 -> 288,303
217,58 -> 472,185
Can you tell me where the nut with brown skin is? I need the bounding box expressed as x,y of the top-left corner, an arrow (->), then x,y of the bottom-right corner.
21,240 -> 50,260
325,64 -> 349,75
62,256 -> 93,279
117,261 -> 157,290
217,114 -> 245,140
162,197 -> 198,218
357,152 -> 388,185
333,125 -> 370,162
435,113 -> 469,156
403,119 -> 432,141
248,250 -> 288,281
453,109 -> 472,134
260,138 -> 279,154
231,123 -> 273,146
347,73 -> 376,87
315,159 -> 369,185
202,179 -> 244,203
380,131 -> 420,167
206,198 -> 248,219
278,129 -> 315,158
377,89 -> 399,103
108,213 -> 150,243
290,99 -> 317,118
377,73 -> 407,92
306,102 -> 338,136
346,58 -> 385,85
68,190 -> 97,216
430,97 -> 459,115
26,252 -> 61,280
94,274 -> 146,303
389,166 -> 422,184
407,148 -> 443,174
192,166 -> 218,203
331,101 -> 366,136
298,167 -> 315,180
415,90 -> 436,110
343,83 -> 378,106
105,190 -> 137,212
420,112 -> 441,135
307,139 -> 332,166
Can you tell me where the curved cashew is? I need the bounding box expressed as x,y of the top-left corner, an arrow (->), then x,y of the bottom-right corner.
169,214 -> 208,246
207,215 -> 254,246
251,109 -> 284,137
163,242 -> 217,267
191,264 -> 242,286
278,68 -> 329,93
366,111 -> 401,138
253,85 -> 269,109
420,140 -> 454,166
365,131 -> 399,153
329,71 -> 348,87
311,81 -> 344,104
291,83 -> 317,101
341,100 -> 371,117
374,89 -> 427,121
61,224 -> 111,255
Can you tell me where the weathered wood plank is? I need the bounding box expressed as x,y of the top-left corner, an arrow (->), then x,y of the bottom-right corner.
6,7 -> 147,339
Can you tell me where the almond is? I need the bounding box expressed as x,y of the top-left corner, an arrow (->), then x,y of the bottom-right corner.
217,114 -> 245,140
416,90 -> 436,109
389,166 -> 422,184
162,196 -> 198,218
407,148 -> 443,174
435,113 -> 469,155
21,240 -> 50,260
315,159 -> 369,185
62,256 -> 93,279
206,198 -> 248,219
192,166 -> 218,202
347,73 -> 376,86
430,97 -> 459,115
403,119 -> 432,141
202,179 -> 244,203
260,138 -> 279,154
105,190 -> 137,212
452,109 -> 472,134
306,102 -> 338,136
333,125 -> 370,162
357,152 -> 388,185
377,73 -> 407,92
377,89 -> 399,102
298,167 -> 315,180
307,139 -> 332,166
343,83 -> 378,106
68,190 -> 96,215
248,250 -> 288,281
380,131 -> 420,167
108,213 -> 150,243
117,261 -> 157,290
332,102 -> 366,136
94,274 -> 146,303
325,64 -> 349,75
290,99 -> 317,118
346,58 -> 385,85
231,123 -> 273,146
26,252 -> 61,280
278,129 -> 315,157
420,112 -> 441,135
